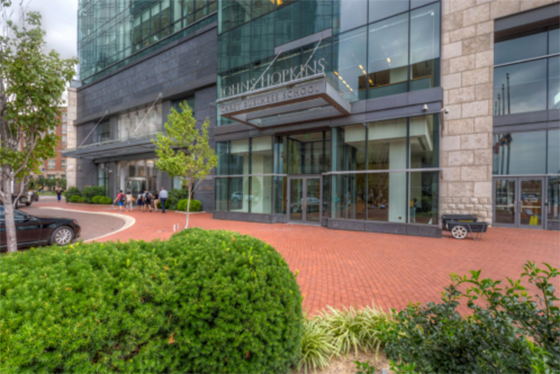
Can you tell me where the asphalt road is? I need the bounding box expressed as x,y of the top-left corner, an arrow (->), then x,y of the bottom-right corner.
20,206 -> 126,242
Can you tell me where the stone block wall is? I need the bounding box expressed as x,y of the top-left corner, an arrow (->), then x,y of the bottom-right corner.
440,0 -> 559,223
65,87 -> 78,188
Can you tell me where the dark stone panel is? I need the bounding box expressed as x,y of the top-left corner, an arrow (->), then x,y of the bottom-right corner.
364,222 -> 407,235
327,218 -> 442,238
406,224 -> 442,238
329,219 -> 366,231
495,3 -> 560,40
547,221 -> 560,231
213,212 -> 287,223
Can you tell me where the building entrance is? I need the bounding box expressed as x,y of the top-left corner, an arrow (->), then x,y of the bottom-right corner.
125,178 -> 147,197
288,176 -> 322,225
494,177 -> 544,229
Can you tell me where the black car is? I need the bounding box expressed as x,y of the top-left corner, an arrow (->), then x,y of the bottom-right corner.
0,206 -> 81,251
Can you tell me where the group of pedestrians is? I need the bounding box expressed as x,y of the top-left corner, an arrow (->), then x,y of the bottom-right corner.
114,187 -> 168,214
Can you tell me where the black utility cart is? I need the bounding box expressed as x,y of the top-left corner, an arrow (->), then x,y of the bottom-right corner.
442,214 -> 489,241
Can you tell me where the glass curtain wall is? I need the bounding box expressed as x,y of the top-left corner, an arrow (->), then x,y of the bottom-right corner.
118,103 -> 162,140
116,159 -> 158,196
328,114 -> 439,225
79,0 -> 217,83
217,0 -> 441,126
493,27 -> 560,115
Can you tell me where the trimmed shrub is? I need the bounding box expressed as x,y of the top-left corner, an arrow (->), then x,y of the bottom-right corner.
68,195 -> 84,203
64,186 -> 81,201
157,199 -> 170,209
177,199 -> 202,212
91,196 -> 102,204
82,186 -> 107,203
0,229 -> 304,373
100,196 -> 112,204
166,188 -> 189,210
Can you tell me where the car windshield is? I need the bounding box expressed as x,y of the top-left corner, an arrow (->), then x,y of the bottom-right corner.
0,207 -> 27,220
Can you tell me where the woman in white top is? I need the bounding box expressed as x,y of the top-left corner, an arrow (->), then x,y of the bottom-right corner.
126,191 -> 134,211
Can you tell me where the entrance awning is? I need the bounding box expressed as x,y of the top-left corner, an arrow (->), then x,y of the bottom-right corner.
62,134 -> 157,160
216,74 -> 351,128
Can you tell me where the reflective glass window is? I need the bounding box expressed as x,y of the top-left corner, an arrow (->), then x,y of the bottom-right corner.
252,0 -> 275,19
409,115 -> 438,168
333,174 -> 366,220
275,2 -> 301,47
410,3 -> 440,91
251,176 -> 273,214
251,136 -> 273,174
274,177 -> 287,214
548,129 -> 559,175
367,118 -> 407,170
339,124 -> 367,171
229,177 -> 249,212
218,32 -> 229,73
229,22 -> 251,70
230,0 -> 251,28
493,131 -> 546,175
369,0 -> 408,23
548,178 -> 560,223
219,0 -> 231,33
216,142 -> 229,175
333,0 -> 367,34
251,12 -> 274,63
494,32 -> 547,65
365,172 -> 406,222
550,28 -> 560,54
287,132 -> 327,174
333,27 -> 367,102
408,171 -> 438,225
493,60 -> 547,115
302,0 -> 332,37
230,139 -> 250,174
549,57 -> 560,110
215,178 -> 228,211
368,13 -> 409,98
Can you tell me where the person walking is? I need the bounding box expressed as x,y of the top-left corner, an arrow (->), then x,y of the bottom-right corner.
159,186 -> 168,213
152,190 -> 159,212
137,192 -> 144,211
56,188 -> 62,203
113,190 -> 126,212
143,190 -> 153,212
126,190 -> 133,211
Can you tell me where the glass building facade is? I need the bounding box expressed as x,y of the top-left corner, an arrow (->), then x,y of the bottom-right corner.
78,0 -> 218,84
217,0 -> 441,126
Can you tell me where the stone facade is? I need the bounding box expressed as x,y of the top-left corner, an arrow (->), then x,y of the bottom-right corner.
65,87 -> 78,188
440,0 -> 559,223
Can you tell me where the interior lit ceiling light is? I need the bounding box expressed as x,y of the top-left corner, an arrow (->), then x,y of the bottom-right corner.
369,79 -> 374,85
359,65 -> 364,70
338,75 -> 343,80
342,80 -> 347,84
334,71 -> 339,76
387,57 -> 391,64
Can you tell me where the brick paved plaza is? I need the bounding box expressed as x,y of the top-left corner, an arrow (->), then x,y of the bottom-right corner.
31,201 -> 560,313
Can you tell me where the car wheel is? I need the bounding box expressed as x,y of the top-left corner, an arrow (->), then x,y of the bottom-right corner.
50,226 -> 74,246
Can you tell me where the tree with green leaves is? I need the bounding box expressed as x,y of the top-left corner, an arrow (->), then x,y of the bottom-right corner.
152,102 -> 217,229
0,3 -> 78,252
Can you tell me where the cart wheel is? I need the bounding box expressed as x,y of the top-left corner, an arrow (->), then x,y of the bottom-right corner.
452,225 -> 468,240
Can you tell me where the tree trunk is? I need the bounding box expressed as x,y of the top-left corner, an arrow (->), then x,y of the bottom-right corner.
185,185 -> 192,230
1,175 -> 18,253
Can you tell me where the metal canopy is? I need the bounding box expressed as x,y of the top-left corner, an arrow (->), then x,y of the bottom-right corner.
216,74 -> 351,128
62,135 -> 157,160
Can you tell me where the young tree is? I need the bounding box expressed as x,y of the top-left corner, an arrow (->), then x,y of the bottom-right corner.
152,102 -> 217,229
0,4 -> 78,252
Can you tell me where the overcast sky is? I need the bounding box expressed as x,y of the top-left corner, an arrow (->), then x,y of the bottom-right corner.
3,0 -> 78,59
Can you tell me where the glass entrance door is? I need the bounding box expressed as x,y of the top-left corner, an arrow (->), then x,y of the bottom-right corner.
126,178 -> 147,197
288,177 -> 322,225
494,178 -> 544,228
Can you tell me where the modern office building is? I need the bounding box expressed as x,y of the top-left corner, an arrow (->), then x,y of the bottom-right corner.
65,0 -> 559,236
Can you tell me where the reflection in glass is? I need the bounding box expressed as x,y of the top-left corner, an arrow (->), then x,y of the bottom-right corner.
230,138 -> 250,174
230,177 -> 249,212
306,178 -> 322,222
409,115 -> 438,168
368,14 -> 409,98
251,12 -> 274,63
493,132 -> 546,175
229,22 -> 251,70
289,178 -> 304,221
495,179 -> 516,224
302,0 -> 332,38
550,28 -> 560,55
287,132 -> 330,174
333,27 -> 367,102
216,178 -> 228,211
251,136 -> 273,174
548,129 -> 560,174
369,0 -> 408,23
368,118 -> 407,170
365,172 -> 406,222
548,178 -> 560,223
520,179 -> 542,226
216,142 -> 229,175
408,171 -> 438,225
340,124 -> 367,171
334,174 -> 366,220
230,0 -> 251,29
549,57 -> 560,110
410,3 -> 440,91
494,32 -> 547,65
333,0 -> 367,34
251,176 -> 273,214
275,2 -> 301,47
274,177 -> 287,214
251,0 -> 274,20
493,60 -> 547,115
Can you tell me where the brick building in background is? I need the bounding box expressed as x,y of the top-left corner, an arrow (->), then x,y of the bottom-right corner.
33,107 -> 69,182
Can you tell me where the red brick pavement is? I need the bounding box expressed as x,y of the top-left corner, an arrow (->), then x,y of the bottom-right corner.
34,202 -> 560,314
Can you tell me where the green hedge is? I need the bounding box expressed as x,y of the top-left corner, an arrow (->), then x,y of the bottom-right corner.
68,195 -> 84,203
100,196 -> 112,204
64,186 -> 81,201
177,199 -> 202,212
92,196 -> 102,204
82,186 -> 107,203
0,229 -> 304,373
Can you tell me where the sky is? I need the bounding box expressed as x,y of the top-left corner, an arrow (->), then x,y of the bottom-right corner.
3,0 -> 78,60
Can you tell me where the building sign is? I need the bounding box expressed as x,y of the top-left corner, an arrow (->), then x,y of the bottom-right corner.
220,58 -> 327,99
218,82 -> 323,116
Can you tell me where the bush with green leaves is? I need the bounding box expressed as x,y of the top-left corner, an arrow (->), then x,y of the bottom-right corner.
91,196 -> 102,204
100,196 -> 112,204
166,188 -> 190,210
177,199 -> 202,212
64,186 -> 81,201
157,199 -> 170,210
68,195 -> 84,203
0,228 -> 303,373
383,262 -> 560,373
82,186 -> 107,203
